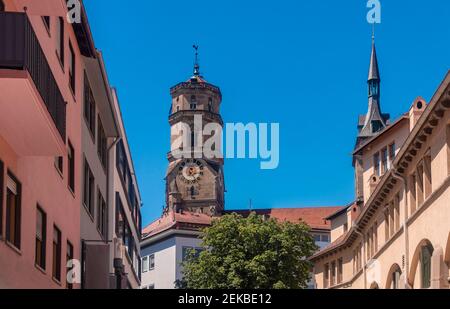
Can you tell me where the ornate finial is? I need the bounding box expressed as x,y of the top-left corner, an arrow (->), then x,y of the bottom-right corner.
193,45 -> 200,76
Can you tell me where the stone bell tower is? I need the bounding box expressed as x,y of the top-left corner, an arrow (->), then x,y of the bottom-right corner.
165,47 -> 225,216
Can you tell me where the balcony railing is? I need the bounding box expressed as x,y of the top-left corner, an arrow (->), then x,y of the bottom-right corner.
0,12 -> 66,141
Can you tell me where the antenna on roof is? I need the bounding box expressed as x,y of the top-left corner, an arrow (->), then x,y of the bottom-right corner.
249,199 -> 252,211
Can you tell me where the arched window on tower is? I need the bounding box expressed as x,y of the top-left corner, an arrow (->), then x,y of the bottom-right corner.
190,95 -> 197,110
208,98 -> 213,112
190,186 -> 196,196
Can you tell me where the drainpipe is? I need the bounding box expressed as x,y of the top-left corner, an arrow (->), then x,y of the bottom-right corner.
108,137 -> 122,288
391,171 -> 411,289
354,228 -> 367,289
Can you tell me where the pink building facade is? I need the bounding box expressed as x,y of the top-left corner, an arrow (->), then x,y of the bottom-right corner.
0,0 -> 141,288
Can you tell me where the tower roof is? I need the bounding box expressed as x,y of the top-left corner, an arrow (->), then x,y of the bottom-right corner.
368,40 -> 380,81
170,46 -> 222,97
356,36 -> 388,143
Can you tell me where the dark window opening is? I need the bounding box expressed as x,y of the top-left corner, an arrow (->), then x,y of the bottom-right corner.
208,98 -> 213,112
68,141 -> 75,192
69,41 -> 76,94
42,16 -> 50,33
374,153 -> 380,176
97,190 -> 107,238
66,241 -> 74,289
55,156 -> 63,174
57,17 -> 64,66
83,73 -> 96,137
97,116 -> 107,168
83,159 -> 95,216
52,226 -> 62,281
420,243 -> 434,289
191,131 -> 195,148
6,172 -> 21,250
35,206 -> 47,270
371,120 -> 383,133
190,95 -> 197,110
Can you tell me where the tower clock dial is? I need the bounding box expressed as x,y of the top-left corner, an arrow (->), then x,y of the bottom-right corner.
178,159 -> 204,184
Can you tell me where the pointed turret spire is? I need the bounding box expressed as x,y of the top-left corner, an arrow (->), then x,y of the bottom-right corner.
368,38 -> 380,81
357,33 -> 389,141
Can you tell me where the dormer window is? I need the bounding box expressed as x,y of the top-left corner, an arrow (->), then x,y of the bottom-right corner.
190,95 -> 197,110
371,120 -> 383,133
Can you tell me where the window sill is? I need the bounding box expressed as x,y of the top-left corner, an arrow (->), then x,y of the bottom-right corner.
68,82 -> 76,103
97,151 -> 107,175
82,203 -> 95,222
5,241 -> 22,256
96,227 -> 106,241
52,276 -> 62,287
83,117 -> 96,144
55,51 -> 65,73
68,185 -> 76,199
35,264 -> 47,275
54,163 -> 64,179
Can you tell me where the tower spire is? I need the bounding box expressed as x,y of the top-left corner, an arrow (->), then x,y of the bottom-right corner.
368,36 -> 380,82
193,45 -> 200,76
357,31 -> 389,140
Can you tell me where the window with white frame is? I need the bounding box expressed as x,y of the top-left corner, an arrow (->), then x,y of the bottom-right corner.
149,254 -> 155,270
142,256 -> 149,273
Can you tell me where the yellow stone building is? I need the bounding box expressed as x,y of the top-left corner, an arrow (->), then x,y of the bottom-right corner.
311,39 -> 450,289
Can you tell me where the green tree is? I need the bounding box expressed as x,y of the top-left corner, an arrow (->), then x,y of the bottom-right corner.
178,213 -> 317,289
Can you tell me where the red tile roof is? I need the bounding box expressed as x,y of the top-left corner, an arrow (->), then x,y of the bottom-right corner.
225,207 -> 344,230
142,207 -> 344,239
142,211 -> 213,238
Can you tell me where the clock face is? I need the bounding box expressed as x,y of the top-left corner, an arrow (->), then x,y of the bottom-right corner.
178,159 -> 204,184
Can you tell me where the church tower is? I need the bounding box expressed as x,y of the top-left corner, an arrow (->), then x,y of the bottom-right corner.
353,36 -> 390,201
165,47 -> 225,216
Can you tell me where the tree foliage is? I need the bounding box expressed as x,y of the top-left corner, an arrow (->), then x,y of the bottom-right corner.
178,213 -> 317,289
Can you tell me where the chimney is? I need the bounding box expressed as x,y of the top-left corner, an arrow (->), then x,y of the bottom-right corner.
409,97 -> 427,131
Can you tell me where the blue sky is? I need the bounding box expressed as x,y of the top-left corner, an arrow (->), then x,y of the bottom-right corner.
84,0 -> 450,226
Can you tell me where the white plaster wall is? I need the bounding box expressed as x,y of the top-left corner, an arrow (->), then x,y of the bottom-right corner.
141,238 -> 177,289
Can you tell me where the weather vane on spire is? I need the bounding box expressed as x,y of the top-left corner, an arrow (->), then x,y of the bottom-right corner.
372,22 -> 376,42
193,45 -> 200,76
